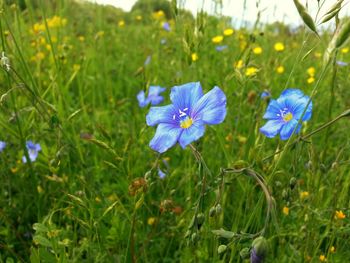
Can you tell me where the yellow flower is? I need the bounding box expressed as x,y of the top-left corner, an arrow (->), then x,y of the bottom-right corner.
37,185 -> 44,194
118,20 -> 125,27
307,77 -> 315,84
73,64 -> 81,71
276,66 -> 285,74
212,35 -> 224,44
191,53 -> 198,62
335,210 -> 346,220
283,206 -> 289,215
136,15 -> 142,21
245,67 -> 258,76
95,196 -> 101,203
240,40 -> 247,50
78,36 -> 85,42
253,46 -> 262,55
234,60 -> 243,69
341,47 -> 349,53
4,30 -> 9,36
147,217 -> 156,225
300,191 -> 309,200
319,255 -> 326,262
274,42 -> 285,52
307,67 -> 315,76
330,246 -> 335,253
51,36 -> 57,43
223,28 -> 234,36
153,10 -> 165,19
314,52 -> 322,58
31,52 -> 45,61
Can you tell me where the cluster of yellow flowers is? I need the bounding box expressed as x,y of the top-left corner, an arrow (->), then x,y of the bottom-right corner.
211,28 -> 234,44
31,15 -> 67,35
307,66 -> 315,84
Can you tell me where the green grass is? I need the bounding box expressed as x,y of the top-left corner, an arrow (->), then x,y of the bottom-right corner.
0,0 -> 350,262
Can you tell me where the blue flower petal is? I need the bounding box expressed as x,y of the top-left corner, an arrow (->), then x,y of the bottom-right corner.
291,96 -> 312,121
149,95 -> 164,105
178,120 -> 205,148
192,86 -> 227,125
280,89 -> 304,99
170,82 -> 203,111
149,123 -> 182,153
262,99 -> 282,119
146,105 -> 177,126
149,86 -> 166,96
259,119 -> 284,138
0,141 -> 6,152
280,119 -> 299,140
137,90 -> 149,108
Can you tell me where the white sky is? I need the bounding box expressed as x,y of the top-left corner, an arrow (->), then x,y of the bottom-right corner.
90,0 -> 349,26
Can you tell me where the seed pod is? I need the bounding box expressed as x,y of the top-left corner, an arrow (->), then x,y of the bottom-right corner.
335,18 -> 350,48
240,247 -> 251,259
289,177 -> 297,189
217,245 -> 227,254
196,213 -> 205,229
251,237 -> 268,262
209,207 -> 216,217
293,0 -> 317,34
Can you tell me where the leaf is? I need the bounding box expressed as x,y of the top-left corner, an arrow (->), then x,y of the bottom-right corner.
212,228 -> 236,239
33,235 -> 52,247
33,223 -> 49,233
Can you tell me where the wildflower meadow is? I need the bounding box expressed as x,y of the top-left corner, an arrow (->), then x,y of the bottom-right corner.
1,0 -> 350,262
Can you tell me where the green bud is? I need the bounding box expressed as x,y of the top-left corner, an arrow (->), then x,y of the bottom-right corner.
196,213 -> 205,228
215,204 -> 222,215
217,244 -> 227,254
282,189 -> 290,200
293,0 -> 317,34
289,177 -> 297,189
252,236 -> 268,258
184,230 -> 191,238
191,232 -> 199,243
240,247 -> 251,259
209,207 -> 216,217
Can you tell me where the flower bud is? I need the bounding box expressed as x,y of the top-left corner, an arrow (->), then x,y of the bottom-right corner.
289,177 -> 297,189
240,247 -> 251,259
196,213 -> 205,229
251,237 -> 268,262
209,207 -> 216,217
215,204 -> 222,215
217,245 -> 227,254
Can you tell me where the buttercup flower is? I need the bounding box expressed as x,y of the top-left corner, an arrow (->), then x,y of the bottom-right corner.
260,89 -> 312,140
212,35 -> 224,44
22,141 -> 41,163
146,82 -> 226,153
0,141 -> 6,152
137,86 -> 166,108
274,42 -> 285,52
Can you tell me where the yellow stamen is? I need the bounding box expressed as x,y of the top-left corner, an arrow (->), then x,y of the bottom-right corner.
180,118 -> 193,129
283,113 -> 293,122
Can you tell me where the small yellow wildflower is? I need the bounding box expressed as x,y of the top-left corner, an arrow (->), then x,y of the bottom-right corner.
307,77 -> 315,84
314,52 -> 322,58
330,246 -> 335,253
341,47 -> 349,53
334,210 -> 346,220
95,196 -> 101,203
234,60 -> 243,69
4,30 -> 9,36
73,64 -> 81,71
212,35 -> 224,44
46,44 -> 52,51
191,53 -> 198,62
136,15 -> 142,21
96,31 -> 105,39
37,185 -> 44,194
147,217 -> 156,225
118,20 -> 125,27
31,52 -> 45,61
276,66 -> 285,74
153,10 -> 165,19
300,191 -> 309,200
240,40 -> 247,50
307,67 -> 315,76
237,135 -> 247,144
274,42 -> 285,52
223,28 -> 234,36
319,254 -> 326,262
253,46 -> 262,55
245,67 -> 258,76
78,36 -> 85,42
283,206 -> 289,215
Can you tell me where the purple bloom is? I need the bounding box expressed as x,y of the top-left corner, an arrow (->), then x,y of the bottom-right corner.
215,45 -> 228,52
137,86 -> 166,108
250,248 -> 264,263
144,55 -> 151,66
158,169 -> 166,179
336,60 -> 348,66
162,22 -> 171,32
22,141 -> 41,163
260,89 -> 312,140
146,82 -> 227,153
260,91 -> 271,99
0,141 -> 6,152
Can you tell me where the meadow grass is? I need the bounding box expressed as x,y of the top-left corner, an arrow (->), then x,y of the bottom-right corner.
0,0 -> 350,262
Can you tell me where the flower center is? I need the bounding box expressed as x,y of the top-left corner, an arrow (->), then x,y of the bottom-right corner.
283,112 -> 293,122
180,117 -> 193,129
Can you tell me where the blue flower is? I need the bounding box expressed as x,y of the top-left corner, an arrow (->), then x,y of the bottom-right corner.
260,89 -> 312,140
0,141 -> 6,152
260,91 -> 271,99
144,55 -> 151,66
158,169 -> 166,179
146,82 -> 227,153
336,60 -> 348,67
22,141 -> 41,163
215,45 -> 228,52
137,86 -> 166,108
162,22 -> 171,32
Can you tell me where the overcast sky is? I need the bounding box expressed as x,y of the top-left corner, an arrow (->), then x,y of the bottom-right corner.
89,0 -> 349,26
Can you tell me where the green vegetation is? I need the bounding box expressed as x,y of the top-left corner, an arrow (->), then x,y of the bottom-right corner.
0,0 -> 350,262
